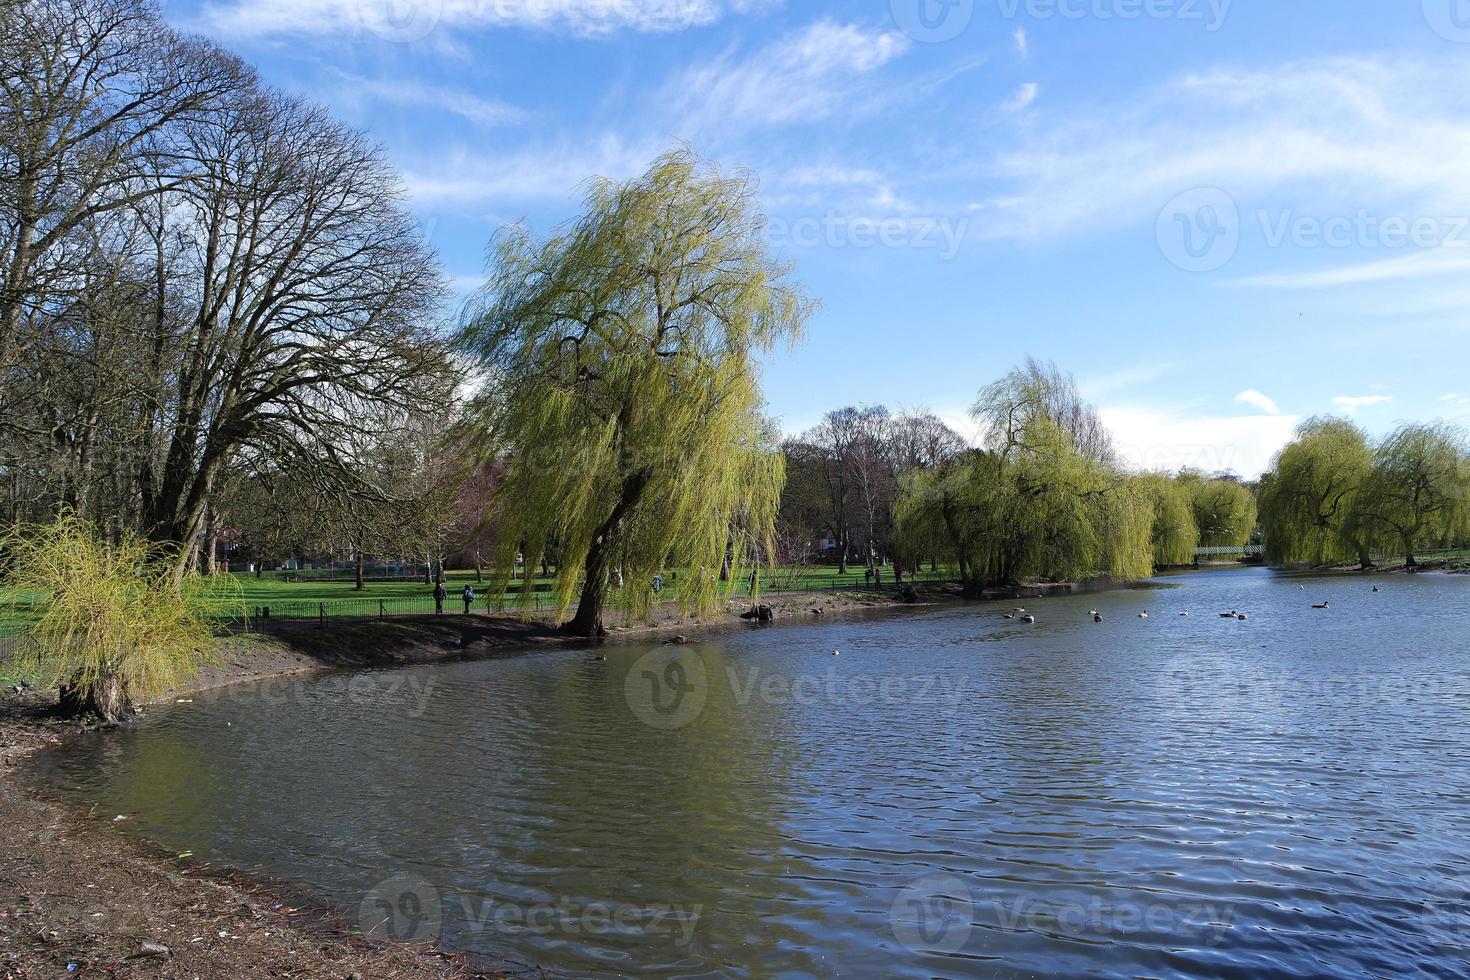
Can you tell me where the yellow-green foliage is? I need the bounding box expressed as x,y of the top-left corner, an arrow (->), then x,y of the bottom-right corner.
1190,478 -> 1258,548
1135,472 -> 1200,566
894,415 -> 1155,587
1360,422 -> 1470,561
1258,417 -> 1373,565
1,516 -> 232,711
460,149 -> 812,627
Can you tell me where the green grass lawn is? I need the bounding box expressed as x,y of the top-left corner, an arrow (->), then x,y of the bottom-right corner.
1,562 -> 959,632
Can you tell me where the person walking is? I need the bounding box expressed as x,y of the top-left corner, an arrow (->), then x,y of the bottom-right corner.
433,579 -> 446,615
462,584 -> 475,615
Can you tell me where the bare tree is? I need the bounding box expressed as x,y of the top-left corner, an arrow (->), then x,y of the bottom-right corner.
0,0 -> 240,388
129,85 -> 450,576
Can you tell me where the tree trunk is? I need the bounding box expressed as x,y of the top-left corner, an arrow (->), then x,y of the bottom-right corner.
59,671 -> 130,724
355,552 -> 366,590
837,530 -> 848,574
204,511 -> 219,576
566,467 -> 653,638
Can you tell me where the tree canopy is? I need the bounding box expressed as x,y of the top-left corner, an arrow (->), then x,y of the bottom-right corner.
459,149 -> 814,635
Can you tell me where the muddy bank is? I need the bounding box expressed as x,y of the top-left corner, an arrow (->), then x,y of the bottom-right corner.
0,691 -> 519,978
0,583 -> 955,978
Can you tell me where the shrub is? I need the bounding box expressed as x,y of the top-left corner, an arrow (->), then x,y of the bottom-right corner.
1,516 -> 234,722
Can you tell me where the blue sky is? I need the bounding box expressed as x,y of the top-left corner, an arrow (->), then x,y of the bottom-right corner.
166,0 -> 1470,476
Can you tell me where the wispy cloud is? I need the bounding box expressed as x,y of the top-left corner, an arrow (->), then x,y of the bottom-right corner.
972,57 -> 1470,241
199,0 -> 764,39
329,73 -> 526,128
1234,389 -> 1282,415
1000,82 -> 1039,113
1078,362 -> 1178,398
401,135 -> 659,206
669,20 -> 910,131
1227,248 -> 1470,289
1013,27 -> 1029,57
1333,394 -> 1395,414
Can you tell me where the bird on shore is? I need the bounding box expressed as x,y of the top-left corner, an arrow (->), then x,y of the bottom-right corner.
1313,601 -> 1330,609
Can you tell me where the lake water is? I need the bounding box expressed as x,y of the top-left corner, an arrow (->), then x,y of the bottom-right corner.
34,567 -> 1470,977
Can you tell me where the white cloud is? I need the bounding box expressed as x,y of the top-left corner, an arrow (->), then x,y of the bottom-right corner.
669,20 -> 910,130
1227,248 -> 1470,289
1013,27 -> 1028,57
973,57 -> 1470,241
330,73 -> 525,127
199,0 -> 761,38
1234,388 -> 1282,415
1000,82 -> 1039,113
1101,405 -> 1301,478
1078,362 -> 1179,398
1332,394 -> 1395,415
401,135 -> 658,206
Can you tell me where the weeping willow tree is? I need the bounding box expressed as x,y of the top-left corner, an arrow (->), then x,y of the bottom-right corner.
2,515 -> 232,722
1258,417 -> 1375,567
1187,475 -> 1258,549
893,362 -> 1154,594
1134,472 -> 1200,566
458,150 -> 813,636
1356,422 -> 1470,567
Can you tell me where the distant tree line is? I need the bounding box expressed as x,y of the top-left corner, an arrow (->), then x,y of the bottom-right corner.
779,360 -> 1259,596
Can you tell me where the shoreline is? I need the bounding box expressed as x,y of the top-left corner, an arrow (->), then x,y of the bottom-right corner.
0,582 -> 970,977
0,570 -> 1180,976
